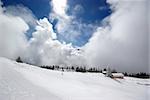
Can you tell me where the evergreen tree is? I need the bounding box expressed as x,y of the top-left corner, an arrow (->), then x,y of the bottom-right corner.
16,57 -> 23,63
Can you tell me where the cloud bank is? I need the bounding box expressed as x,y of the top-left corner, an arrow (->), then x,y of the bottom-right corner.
23,18 -> 85,66
0,1 -> 29,60
83,0 -> 149,72
0,0 -> 85,67
0,0 -> 149,73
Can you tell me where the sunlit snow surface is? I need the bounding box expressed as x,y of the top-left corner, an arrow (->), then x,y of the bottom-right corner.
0,57 -> 149,100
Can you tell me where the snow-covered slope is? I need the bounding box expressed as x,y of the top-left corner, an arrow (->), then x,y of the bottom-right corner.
0,57 -> 149,100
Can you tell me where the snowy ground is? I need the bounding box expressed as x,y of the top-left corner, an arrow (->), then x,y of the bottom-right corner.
0,57 -> 149,100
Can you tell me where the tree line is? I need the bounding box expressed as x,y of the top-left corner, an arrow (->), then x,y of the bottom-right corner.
16,56 -> 150,79
123,72 -> 150,79
40,65 -> 102,73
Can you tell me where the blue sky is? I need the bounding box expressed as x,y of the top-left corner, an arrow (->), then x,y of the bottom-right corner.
2,0 -> 111,46
68,0 -> 111,24
2,0 -> 51,18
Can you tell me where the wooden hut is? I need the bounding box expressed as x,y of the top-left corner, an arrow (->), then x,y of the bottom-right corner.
111,73 -> 124,79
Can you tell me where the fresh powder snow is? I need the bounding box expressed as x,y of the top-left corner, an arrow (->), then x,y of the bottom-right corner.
0,57 -> 149,100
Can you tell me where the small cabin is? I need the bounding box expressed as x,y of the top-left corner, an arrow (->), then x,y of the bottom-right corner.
102,71 -> 107,75
111,73 -> 124,79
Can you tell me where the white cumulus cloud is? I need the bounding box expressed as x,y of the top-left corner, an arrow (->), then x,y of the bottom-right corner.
83,0 -> 149,73
0,1 -> 29,60
23,18 -> 85,66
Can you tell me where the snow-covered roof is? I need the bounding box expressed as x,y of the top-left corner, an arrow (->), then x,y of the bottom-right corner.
102,71 -> 107,74
112,73 -> 124,77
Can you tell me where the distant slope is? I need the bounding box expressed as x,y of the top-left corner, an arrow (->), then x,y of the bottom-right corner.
0,57 -> 149,100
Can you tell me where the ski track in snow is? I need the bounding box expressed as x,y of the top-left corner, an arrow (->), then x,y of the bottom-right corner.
0,57 -> 149,100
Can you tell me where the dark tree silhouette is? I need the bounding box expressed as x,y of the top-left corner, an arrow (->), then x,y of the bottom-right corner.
103,68 -> 107,71
16,57 -> 23,63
